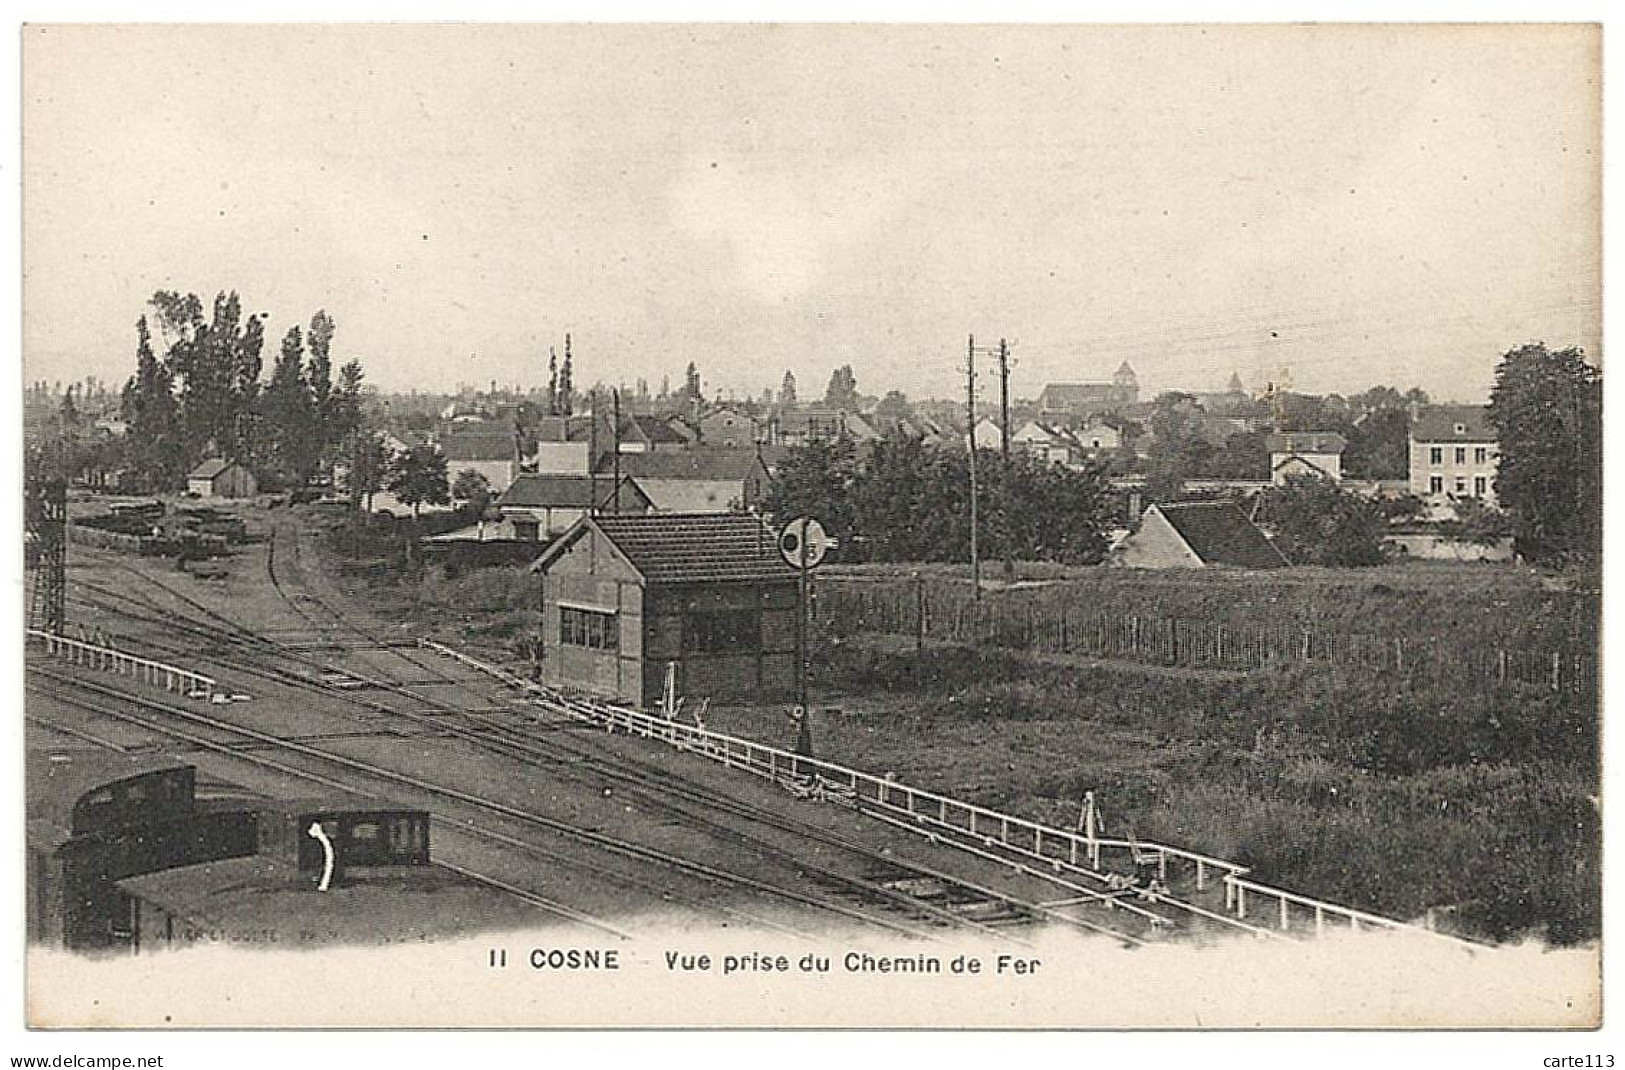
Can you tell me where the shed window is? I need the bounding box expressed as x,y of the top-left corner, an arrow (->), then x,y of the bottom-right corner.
686,610 -> 760,654
560,606 -> 618,651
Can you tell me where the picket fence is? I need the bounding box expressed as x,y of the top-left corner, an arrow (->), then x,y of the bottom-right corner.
815,577 -> 1595,696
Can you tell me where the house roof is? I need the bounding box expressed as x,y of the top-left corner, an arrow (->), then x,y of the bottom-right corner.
1153,501 -> 1289,569
498,473 -> 650,511
626,413 -> 690,445
442,430 -> 520,461
1411,404 -> 1495,442
1266,431 -> 1347,454
530,512 -> 797,584
1037,383 -> 1121,407
187,458 -> 235,480
596,447 -> 767,482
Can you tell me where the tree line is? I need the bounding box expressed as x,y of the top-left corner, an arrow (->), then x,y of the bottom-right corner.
764,431 -> 1113,566
114,290 -> 367,491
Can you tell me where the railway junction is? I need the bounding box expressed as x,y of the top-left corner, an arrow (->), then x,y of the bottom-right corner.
26,498 -> 1475,956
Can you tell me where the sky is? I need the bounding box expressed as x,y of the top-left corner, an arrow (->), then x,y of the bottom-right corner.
22,23 -> 1601,405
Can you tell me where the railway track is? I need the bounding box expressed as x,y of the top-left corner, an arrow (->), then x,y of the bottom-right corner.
26,674 -> 636,940
53,533 -> 1213,945
28,667 -> 909,940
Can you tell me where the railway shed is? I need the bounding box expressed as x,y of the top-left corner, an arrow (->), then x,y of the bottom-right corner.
529,512 -> 799,707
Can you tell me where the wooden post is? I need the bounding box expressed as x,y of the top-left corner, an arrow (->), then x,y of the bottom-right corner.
914,573 -> 925,653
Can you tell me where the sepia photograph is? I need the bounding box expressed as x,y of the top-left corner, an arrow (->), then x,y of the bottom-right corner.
14,17 -> 1606,1040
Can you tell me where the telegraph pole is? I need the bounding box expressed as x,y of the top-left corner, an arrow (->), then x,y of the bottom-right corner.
611,387 -> 622,514
998,338 -> 1014,583
588,386 -> 599,518
966,334 -> 981,599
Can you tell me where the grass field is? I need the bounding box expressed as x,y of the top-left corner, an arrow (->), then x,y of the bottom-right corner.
313,521 -> 1599,946
702,635 -> 1599,947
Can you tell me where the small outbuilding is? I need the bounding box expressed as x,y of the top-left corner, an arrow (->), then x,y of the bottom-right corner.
1114,501 -> 1288,570
186,459 -> 258,499
528,512 -> 799,707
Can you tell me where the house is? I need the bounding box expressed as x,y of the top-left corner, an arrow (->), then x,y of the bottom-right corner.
599,447 -> 774,513
969,417 -> 1005,451
773,408 -> 876,447
1268,432 -> 1347,485
186,459 -> 257,499
1036,363 -> 1138,420
497,474 -> 653,541
1075,416 -> 1124,454
1010,420 -> 1074,464
528,512 -> 799,706
610,413 -> 691,454
441,426 -> 528,493
1409,404 -> 1498,504
1114,501 -> 1288,569
699,408 -> 760,448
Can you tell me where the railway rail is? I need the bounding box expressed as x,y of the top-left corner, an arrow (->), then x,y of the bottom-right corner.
29,664 -> 980,942
48,529 -> 1368,947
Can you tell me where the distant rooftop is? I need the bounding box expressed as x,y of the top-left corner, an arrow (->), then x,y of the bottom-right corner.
1411,404 -> 1494,442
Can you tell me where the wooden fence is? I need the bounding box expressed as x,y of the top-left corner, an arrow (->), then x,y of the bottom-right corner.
419,638 -> 1476,949
815,577 -> 1596,696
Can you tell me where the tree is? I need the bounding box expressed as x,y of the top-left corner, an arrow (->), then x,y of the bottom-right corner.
306,309 -> 336,432
873,389 -> 914,423
547,348 -> 560,416
386,445 -> 450,521
558,337 -> 575,416
762,434 -> 862,549
779,370 -> 798,409
451,468 -> 493,518
1259,475 -> 1386,567
120,315 -> 186,488
684,362 -> 702,403
824,364 -> 859,410
1488,343 -> 1601,566
330,360 -> 365,447
349,434 -> 390,512
1342,407 -> 1410,479
262,326 -> 317,486
150,290 -> 265,463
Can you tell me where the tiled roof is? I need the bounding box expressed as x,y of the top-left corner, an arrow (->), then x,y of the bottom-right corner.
498,474 -> 650,511
535,512 -> 797,584
597,447 -> 766,482
442,431 -> 520,461
598,513 -> 795,583
1266,431 -> 1347,454
1038,383 -> 1118,405
1156,501 -> 1288,569
188,458 -> 233,479
627,413 -> 690,445
1411,404 -> 1495,442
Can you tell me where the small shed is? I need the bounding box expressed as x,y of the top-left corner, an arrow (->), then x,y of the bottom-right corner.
528,512 -> 799,707
186,459 -> 257,499
1115,501 -> 1288,570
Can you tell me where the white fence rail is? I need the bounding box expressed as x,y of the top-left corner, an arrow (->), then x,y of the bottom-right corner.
419,638 -> 1473,948
29,629 -> 216,699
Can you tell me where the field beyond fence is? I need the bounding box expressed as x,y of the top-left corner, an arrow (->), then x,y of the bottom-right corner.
815,573 -> 1596,698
